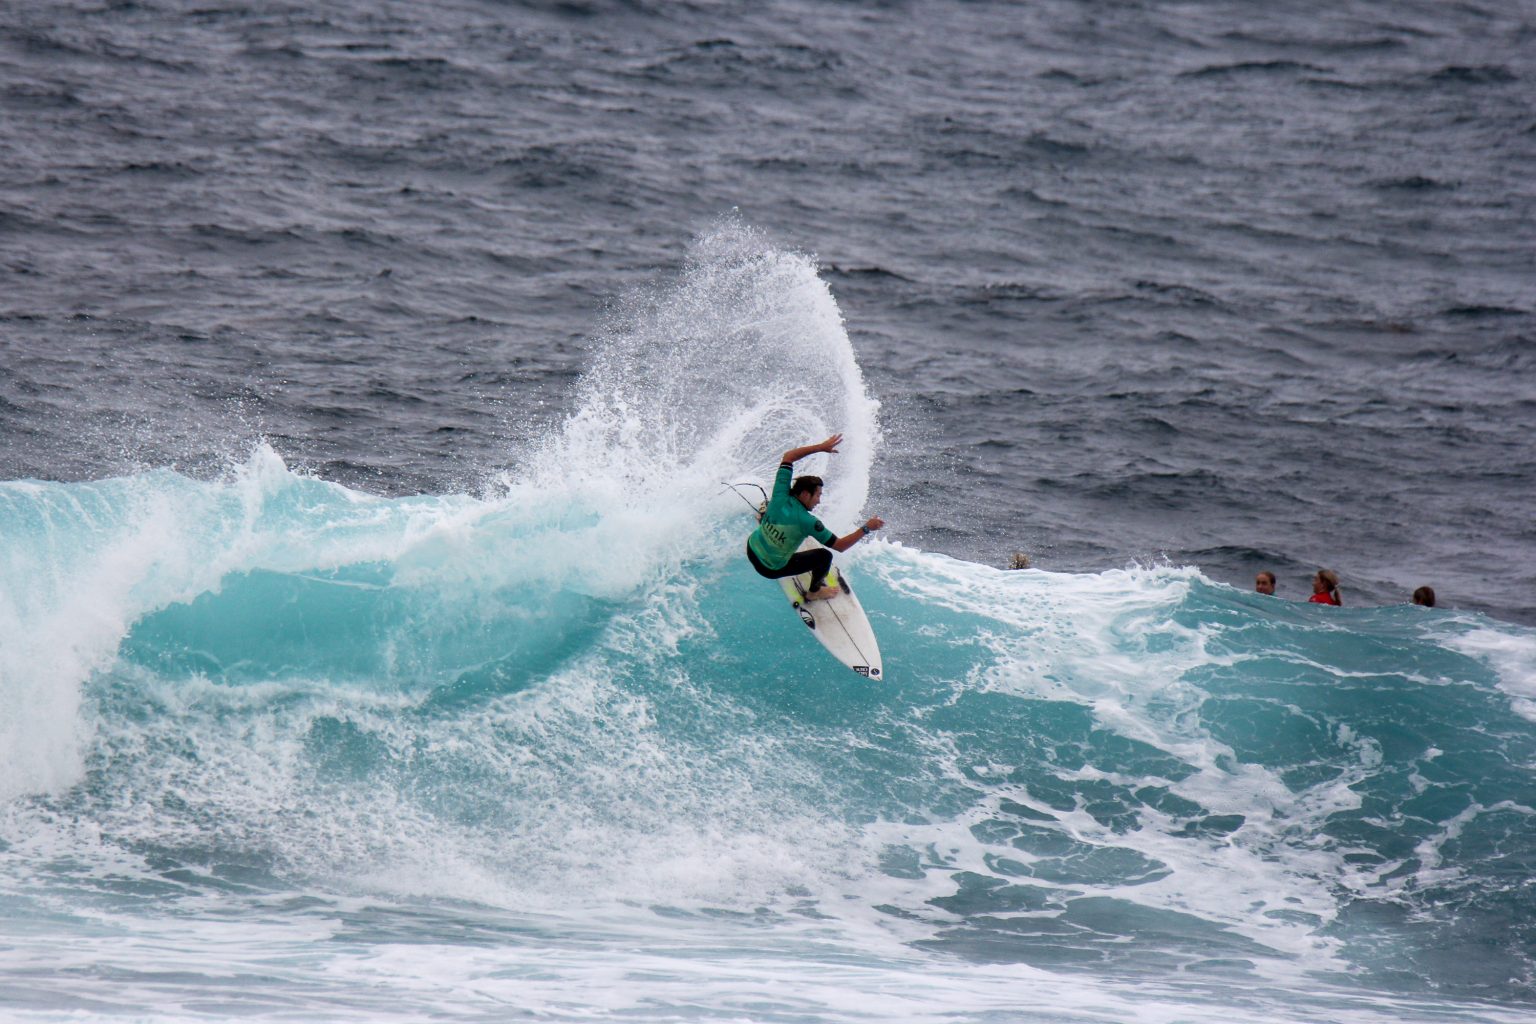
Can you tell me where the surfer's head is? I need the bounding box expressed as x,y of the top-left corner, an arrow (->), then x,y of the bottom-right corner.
792,475 -> 823,510
1313,569 -> 1341,603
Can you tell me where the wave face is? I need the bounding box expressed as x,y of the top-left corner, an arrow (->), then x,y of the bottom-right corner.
4,228 -> 1536,1022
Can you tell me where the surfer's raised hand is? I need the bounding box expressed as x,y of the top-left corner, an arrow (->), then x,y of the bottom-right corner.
781,434 -> 843,465
831,515 -> 884,552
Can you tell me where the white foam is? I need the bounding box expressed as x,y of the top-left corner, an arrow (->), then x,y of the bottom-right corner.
3,892 -> 1528,1024
1443,627 -> 1536,721
853,546 -> 1401,973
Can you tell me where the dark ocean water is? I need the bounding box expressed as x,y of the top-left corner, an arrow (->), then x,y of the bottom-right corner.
4,2 -> 1536,1022
4,0 -> 1533,620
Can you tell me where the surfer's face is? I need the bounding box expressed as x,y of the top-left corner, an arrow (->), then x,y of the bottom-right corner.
797,486 -> 823,511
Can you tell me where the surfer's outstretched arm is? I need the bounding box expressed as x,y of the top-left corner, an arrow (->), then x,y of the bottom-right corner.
780,434 -> 842,465
831,516 -> 884,552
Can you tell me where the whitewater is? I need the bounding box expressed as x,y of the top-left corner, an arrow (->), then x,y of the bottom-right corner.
2,230 -> 1534,1022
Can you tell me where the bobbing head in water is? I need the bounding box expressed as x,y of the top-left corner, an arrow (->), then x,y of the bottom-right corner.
1311,569 -> 1342,605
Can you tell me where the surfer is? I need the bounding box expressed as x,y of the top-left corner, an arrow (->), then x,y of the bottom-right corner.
1309,569 -> 1342,606
746,434 -> 883,601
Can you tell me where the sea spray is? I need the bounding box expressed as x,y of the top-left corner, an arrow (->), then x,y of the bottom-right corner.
517,217 -> 880,529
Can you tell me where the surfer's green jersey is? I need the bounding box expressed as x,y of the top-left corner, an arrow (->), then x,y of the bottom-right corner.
747,463 -> 838,570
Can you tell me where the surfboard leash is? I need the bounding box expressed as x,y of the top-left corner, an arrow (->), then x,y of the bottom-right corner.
721,481 -> 768,521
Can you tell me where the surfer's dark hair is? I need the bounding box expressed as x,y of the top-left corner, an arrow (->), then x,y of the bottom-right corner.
791,475 -> 822,498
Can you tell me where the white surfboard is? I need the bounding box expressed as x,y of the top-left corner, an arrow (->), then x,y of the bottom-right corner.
777,540 -> 883,679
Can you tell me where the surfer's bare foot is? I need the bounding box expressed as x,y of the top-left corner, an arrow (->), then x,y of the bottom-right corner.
806,586 -> 840,601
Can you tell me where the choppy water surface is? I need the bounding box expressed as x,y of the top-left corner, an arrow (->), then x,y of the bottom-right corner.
3,1 -> 1534,1021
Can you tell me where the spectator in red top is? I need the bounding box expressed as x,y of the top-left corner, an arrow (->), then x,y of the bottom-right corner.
1309,569 -> 1342,606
